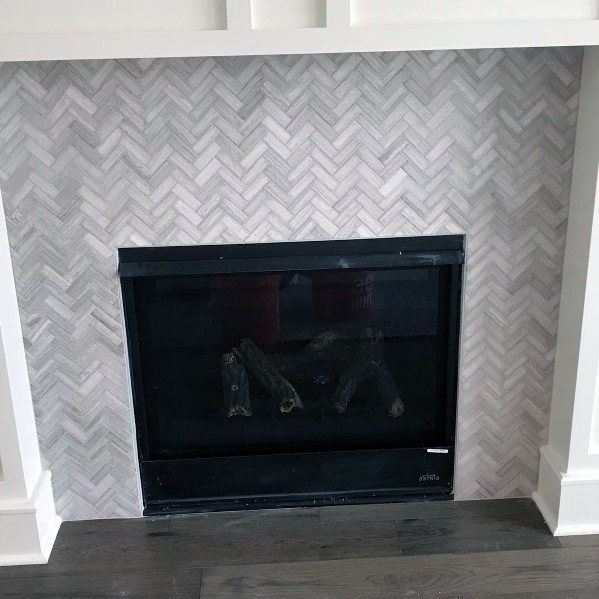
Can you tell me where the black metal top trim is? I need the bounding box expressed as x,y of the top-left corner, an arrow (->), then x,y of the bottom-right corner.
118,235 -> 465,278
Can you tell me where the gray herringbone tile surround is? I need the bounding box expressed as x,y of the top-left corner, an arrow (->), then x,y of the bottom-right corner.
0,49 -> 581,520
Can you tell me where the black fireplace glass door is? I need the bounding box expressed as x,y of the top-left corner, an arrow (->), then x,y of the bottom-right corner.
130,264 -> 455,460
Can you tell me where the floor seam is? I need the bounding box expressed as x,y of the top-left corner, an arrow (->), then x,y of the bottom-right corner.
393,520 -> 404,557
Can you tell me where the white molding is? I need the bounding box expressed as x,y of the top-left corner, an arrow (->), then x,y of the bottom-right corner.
532,491 -> 558,533
0,0 -> 228,34
534,445 -> 565,533
351,0 -> 599,26
554,523 -> 599,536
535,446 -> 599,536
2,0 -> 599,62
535,46 -> 599,538
0,470 -> 62,566
0,188 -> 61,566
225,0 -> 252,32
0,19 -> 599,62
251,0 -> 326,30
326,0 -> 351,28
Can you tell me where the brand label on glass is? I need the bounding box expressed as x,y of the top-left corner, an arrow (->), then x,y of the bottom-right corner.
427,448 -> 449,454
419,474 -> 441,482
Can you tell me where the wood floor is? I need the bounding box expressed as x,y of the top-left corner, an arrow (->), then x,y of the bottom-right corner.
1,498 -> 598,598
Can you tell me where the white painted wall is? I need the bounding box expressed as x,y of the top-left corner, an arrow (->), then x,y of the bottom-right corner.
0,190 -> 61,566
534,46 -> 599,536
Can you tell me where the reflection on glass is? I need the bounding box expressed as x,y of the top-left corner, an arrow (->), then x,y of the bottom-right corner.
133,265 -> 451,459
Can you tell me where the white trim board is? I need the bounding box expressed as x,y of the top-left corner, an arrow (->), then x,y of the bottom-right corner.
534,46 -> 599,539
535,446 -> 599,536
1,19 -> 599,62
0,470 -> 62,566
0,187 -> 60,566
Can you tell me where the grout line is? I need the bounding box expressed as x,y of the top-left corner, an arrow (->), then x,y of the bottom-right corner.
197,570 -> 203,599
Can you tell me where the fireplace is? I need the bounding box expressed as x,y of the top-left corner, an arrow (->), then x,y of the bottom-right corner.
119,235 -> 463,514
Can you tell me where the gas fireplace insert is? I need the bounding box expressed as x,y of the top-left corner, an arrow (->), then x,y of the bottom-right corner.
119,235 -> 463,514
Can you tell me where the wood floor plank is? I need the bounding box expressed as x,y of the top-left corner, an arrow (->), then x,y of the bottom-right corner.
0,498 -> 588,598
0,516 -> 172,580
168,516 -> 402,566
0,565 -> 203,599
395,506 -> 560,556
318,497 -> 536,523
559,534 -> 599,548
461,589 -> 599,599
0,507 -> 396,583
200,546 -> 599,599
59,514 -> 171,538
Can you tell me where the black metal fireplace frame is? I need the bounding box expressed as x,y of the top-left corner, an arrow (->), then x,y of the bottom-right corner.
119,235 -> 464,515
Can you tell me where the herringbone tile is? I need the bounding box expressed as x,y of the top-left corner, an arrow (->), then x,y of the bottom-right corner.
0,48 -> 581,520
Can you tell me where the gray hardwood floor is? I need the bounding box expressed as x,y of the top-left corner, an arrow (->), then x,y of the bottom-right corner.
0,498 -> 597,598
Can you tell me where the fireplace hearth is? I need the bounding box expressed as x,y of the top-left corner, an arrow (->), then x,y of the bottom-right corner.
119,235 -> 463,514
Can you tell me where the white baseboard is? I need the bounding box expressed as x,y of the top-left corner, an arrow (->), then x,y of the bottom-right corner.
0,470 -> 62,566
532,490 -> 558,532
535,445 -> 599,537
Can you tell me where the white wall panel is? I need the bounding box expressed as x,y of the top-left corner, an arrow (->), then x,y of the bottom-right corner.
351,0 -> 599,26
251,0 -> 326,29
0,0 -> 227,33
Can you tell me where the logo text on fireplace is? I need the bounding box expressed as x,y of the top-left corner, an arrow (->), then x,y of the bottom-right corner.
419,474 -> 441,482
